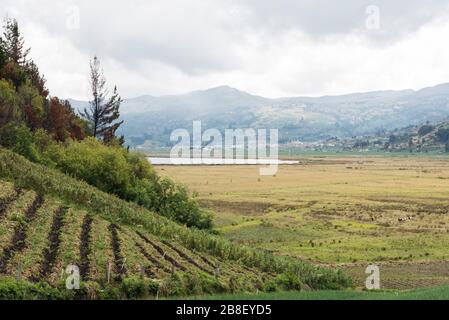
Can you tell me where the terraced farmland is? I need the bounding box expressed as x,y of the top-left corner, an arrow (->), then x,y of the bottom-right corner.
0,180 -> 278,294
0,148 -> 350,299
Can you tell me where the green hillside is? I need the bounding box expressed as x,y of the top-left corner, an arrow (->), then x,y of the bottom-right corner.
0,148 -> 350,299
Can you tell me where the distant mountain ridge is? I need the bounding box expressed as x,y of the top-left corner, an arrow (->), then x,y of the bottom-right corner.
69,83 -> 449,147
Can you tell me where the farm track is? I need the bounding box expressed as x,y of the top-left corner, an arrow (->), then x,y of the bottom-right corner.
79,215 -> 93,279
161,240 -> 214,275
108,224 -> 127,279
0,188 -> 22,219
136,231 -> 187,272
38,206 -> 67,279
0,195 -> 44,273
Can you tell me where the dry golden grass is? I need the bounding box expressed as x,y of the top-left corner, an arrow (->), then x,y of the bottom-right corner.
156,155 -> 449,286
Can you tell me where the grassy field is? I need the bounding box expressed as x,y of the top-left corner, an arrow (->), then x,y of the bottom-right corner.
156,155 -> 449,290
187,286 -> 449,300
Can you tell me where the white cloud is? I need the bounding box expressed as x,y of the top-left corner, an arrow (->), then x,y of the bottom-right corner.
1,0 -> 449,99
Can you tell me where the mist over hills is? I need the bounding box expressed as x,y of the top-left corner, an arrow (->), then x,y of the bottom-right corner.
69,83 -> 449,147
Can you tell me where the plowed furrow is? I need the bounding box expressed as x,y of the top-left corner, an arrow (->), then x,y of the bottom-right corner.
197,253 -> 217,269
0,188 -> 22,219
79,215 -> 93,279
39,206 -> 67,278
135,242 -> 171,274
108,224 -> 127,278
161,240 -> 214,275
0,195 -> 44,273
136,231 -> 187,272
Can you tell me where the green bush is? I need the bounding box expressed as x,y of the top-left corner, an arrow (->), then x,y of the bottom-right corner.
262,280 -> 278,292
0,122 -> 40,162
165,273 -> 185,297
98,284 -> 122,300
436,127 -> 449,143
276,272 -> 302,291
147,280 -> 160,296
418,124 -> 434,137
0,278 -> 69,300
121,276 -> 147,300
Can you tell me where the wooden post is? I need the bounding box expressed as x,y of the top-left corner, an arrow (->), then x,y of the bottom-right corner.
16,262 -> 22,281
215,264 -> 220,278
138,264 -> 145,279
121,258 -> 127,272
107,262 -> 112,284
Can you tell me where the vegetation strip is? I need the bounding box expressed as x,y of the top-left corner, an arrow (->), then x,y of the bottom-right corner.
0,195 -> 44,273
161,240 -> 214,275
136,231 -> 187,272
79,215 -> 93,279
0,187 -> 22,219
39,206 -> 67,278
108,224 -> 127,278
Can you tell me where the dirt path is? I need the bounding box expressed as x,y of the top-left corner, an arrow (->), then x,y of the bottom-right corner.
39,206 -> 67,278
161,240 -> 214,275
0,195 -> 44,273
135,242 -> 172,274
0,188 -> 22,219
136,231 -> 187,272
79,215 -> 93,279
108,224 -> 127,279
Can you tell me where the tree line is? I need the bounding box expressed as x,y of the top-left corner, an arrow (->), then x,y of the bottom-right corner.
0,18 -> 123,145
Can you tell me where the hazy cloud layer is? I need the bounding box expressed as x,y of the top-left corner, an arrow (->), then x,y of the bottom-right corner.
1,0 -> 449,99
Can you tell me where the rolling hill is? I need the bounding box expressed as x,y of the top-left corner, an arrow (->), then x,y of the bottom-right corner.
0,148 -> 350,299
70,83 -> 449,148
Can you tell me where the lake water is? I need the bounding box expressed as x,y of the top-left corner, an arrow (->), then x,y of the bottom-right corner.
148,157 -> 299,165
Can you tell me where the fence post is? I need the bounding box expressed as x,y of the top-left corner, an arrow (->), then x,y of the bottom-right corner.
16,262 -> 22,281
107,261 -> 112,283
138,264 -> 145,278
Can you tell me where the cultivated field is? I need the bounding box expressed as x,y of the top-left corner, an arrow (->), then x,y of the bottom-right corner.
0,180 -> 273,294
0,148 -> 350,299
156,155 -> 449,289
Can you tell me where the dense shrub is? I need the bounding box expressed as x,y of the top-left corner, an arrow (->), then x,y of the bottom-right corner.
147,280 -> 160,296
121,276 -> 147,300
0,278 -> 70,300
418,124 -> 434,137
0,122 -> 40,162
436,127 -> 449,143
276,272 -> 302,291
0,80 -> 19,127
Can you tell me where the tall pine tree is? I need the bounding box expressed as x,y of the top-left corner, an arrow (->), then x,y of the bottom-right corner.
2,18 -> 29,65
82,56 -> 123,144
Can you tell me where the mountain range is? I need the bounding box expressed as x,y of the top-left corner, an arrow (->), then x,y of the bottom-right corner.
69,83 -> 449,148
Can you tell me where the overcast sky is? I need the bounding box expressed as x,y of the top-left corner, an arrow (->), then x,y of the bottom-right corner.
2,0 -> 449,99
